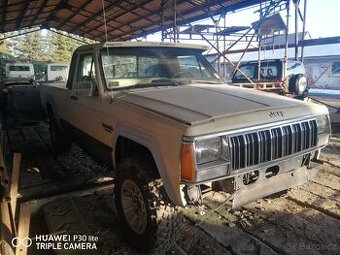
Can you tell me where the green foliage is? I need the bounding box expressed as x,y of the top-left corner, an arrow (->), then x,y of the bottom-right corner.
0,29 -> 91,80
13,31 -> 46,61
0,40 -> 11,56
49,31 -> 82,63
0,33 -> 15,79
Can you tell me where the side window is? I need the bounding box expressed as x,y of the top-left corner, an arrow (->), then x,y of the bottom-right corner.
76,54 -> 96,82
74,53 -> 97,96
331,62 -> 340,76
177,55 -> 209,78
234,65 -> 256,80
260,65 -> 278,79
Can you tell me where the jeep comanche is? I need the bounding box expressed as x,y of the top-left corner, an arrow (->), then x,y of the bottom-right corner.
39,42 -> 330,252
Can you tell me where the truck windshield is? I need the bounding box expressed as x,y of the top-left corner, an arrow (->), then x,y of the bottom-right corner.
100,47 -> 223,90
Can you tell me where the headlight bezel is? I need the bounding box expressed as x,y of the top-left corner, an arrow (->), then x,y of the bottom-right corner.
315,114 -> 331,135
315,114 -> 331,146
181,135 -> 231,183
194,136 -> 230,166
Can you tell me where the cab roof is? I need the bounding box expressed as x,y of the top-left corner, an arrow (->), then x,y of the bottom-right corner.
75,41 -> 210,52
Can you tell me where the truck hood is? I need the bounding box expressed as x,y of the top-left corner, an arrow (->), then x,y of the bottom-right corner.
118,84 -> 308,125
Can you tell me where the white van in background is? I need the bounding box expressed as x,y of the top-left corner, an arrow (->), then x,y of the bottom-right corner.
46,64 -> 69,82
6,63 -> 35,80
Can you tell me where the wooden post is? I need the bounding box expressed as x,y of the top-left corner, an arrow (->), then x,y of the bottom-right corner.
15,202 -> 31,255
10,153 -> 22,218
0,129 -> 16,254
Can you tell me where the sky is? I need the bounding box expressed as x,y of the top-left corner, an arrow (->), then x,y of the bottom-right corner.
305,0 -> 339,38
147,0 -> 339,41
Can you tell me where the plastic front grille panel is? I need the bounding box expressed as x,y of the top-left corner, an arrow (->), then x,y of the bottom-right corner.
230,119 -> 318,170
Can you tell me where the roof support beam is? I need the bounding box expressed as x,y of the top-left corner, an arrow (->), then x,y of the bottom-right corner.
29,0 -> 49,28
16,0 -> 31,30
68,0 -> 125,34
48,18 -> 104,39
0,1 -> 24,10
0,27 -> 41,41
1,0 -> 8,31
42,0 -> 68,29
116,4 -> 154,24
90,0 -> 152,38
56,0 -> 93,30
48,28 -> 89,44
76,0 -> 152,32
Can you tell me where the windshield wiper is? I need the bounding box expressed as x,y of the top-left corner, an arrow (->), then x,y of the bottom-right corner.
179,79 -> 222,85
128,79 -> 180,89
151,79 -> 179,85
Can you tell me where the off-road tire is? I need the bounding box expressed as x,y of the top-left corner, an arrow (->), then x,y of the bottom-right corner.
289,74 -> 306,96
115,156 -> 183,252
48,112 -> 71,155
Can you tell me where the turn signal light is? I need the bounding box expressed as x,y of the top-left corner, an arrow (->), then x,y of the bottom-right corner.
181,143 -> 196,182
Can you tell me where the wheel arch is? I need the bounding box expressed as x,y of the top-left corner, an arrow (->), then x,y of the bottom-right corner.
113,123 -> 180,205
45,97 -> 63,129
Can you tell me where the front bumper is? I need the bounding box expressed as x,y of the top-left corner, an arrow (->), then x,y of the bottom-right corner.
232,165 -> 316,209
182,151 -> 320,208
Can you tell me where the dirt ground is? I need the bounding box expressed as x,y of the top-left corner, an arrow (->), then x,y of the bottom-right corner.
3,111 -> 340,254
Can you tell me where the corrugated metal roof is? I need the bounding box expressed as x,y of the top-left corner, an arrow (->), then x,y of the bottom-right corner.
0,0 -> 272,41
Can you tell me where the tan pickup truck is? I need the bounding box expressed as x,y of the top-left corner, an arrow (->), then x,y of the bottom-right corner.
40,41 -> 330,252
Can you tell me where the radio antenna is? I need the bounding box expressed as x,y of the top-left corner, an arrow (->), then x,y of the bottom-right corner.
101,0 -> 110,55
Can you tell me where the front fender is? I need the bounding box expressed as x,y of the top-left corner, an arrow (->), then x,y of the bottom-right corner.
113,123 -> 183,206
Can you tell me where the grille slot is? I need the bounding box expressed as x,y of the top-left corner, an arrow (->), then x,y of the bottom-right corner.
230,119 -> 318,170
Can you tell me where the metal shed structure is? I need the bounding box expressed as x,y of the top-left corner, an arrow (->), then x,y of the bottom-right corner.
1,0 -> 282,41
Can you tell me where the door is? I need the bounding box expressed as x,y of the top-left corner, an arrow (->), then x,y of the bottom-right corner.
67,51 -> 113,164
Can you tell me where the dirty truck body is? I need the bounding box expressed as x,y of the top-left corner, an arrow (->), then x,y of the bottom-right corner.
40,42 -> 330,250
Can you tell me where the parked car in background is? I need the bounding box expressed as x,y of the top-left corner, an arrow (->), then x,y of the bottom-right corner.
231,59 -> 308,99
6,62 -> 35,80
46,63 -> 69,82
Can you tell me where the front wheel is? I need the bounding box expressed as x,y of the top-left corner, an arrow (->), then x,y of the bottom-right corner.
115,157 -> 182,252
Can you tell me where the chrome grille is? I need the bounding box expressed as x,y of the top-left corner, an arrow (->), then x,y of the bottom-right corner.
230,119 -> 318,170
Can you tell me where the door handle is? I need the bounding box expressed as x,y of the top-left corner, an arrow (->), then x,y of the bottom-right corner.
70,95 -> 78,100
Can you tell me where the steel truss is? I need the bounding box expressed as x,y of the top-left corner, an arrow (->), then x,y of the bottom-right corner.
159,0 -> 307,77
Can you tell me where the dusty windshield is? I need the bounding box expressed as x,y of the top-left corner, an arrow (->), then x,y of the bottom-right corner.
100,47 -> 223,90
